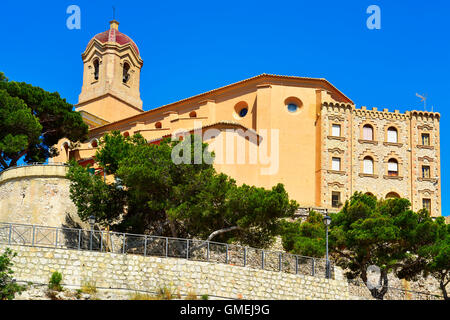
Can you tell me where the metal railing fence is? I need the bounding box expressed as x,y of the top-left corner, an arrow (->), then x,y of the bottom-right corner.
0,222 -> 334,279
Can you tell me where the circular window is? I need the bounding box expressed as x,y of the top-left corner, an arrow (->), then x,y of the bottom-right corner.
287,103 -> 298,113
239,108 -> 248,118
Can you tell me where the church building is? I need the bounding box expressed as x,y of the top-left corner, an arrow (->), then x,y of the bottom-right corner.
53,20 -> 442,217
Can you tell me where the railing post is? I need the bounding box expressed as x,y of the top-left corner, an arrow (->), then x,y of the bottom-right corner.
165,237 -> 168,257
8,223 -> 12,245
261,250 -> 265,270
144,236 -> 147,256
311,258 -> 315,276
100,231 -> 103,252
78,229 -> 81,250
295,256 -> 298,274
225,244 -> 229,264
243,247 -> 247,267
55,229 -> 58,248
122,234 -> 126,254
207,241 -> 210,261
186,239 -> 189,259
32,225 -> 35,246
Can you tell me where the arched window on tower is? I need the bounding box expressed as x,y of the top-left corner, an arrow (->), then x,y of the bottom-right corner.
123,62 -> 130,84
93,59 -> 99,81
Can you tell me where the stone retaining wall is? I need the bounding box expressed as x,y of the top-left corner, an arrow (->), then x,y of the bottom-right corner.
1,243 -> 354,300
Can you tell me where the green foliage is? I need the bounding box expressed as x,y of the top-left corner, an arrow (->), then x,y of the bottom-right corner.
48,271 -> 63,292
67,131 -> 298,248
330,192 -> 442,300
66,160 -> 127,228
279,211 -> 326,258
0,248 -> 25,300
0,72 -> 88,170
411,219 -> 449,299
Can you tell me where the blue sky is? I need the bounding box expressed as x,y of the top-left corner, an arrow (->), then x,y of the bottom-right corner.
1,1 -> 449,215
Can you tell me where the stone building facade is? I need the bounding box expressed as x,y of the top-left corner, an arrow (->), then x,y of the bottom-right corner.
319,103 -> 441,216
51,20 -> 442,217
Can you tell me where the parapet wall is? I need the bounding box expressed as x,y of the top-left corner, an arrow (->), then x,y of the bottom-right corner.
1,243 -> 354,300
0,164 -> 83,228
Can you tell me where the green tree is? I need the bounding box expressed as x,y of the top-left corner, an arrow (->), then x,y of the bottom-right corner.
67,131 -> 298,248
0,248 -> 25,300
409,219 -> 449,299
330,192 -> 440,300
279,211 -> 326,258
0,72 -> 88,169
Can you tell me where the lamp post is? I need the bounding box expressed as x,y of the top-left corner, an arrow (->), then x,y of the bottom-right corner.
323,215 -> 332,279
89,215 -> 96,250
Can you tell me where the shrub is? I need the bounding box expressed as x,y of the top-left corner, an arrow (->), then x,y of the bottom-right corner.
48,271 -> 63,292
0,248 -> 25,300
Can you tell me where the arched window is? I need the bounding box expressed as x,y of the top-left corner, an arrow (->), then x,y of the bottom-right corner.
189,111 -> 197,118
123,131 -> 130,138
93,59 -> 99,80
123,62 -> 130,84
155,122 -> 162,129
386,192 -> 400,199
387,127 -> 398,143
363,124 -> 374,140
363,156 -> 374,174
388,158 -> 399,176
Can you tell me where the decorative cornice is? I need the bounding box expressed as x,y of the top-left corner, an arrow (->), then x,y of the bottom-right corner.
328,182 -> 345,188
358,173 -> 379,179
418,177 -> 438,183
328,115 -> 345,122
328,148 -> 345,154
383,175 -> 403,181
383,142 -> 403,148
327,170 -> 347,176
327,136 -> 346,142
418,124 -> 434,131
418,189 -> 435,195
418,156 -> 434,162
417,145 -> 434,150
358,139 -> 378,145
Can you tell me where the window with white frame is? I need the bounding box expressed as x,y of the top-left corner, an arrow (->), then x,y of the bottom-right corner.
363,156 -> 374,174
388,158 -> 399,176
387,127 -> 398,143
363,125 -> 374,140
332,124 -> 341,137
332,157 -> 341,171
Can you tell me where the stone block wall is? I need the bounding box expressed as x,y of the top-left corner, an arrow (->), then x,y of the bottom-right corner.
0,165 -> 85,228
1,243 -> 354,300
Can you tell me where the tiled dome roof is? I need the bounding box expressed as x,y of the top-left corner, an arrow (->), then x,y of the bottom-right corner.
88,20 -> 140,56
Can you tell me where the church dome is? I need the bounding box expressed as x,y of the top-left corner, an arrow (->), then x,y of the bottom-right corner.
88,20 -> 140,56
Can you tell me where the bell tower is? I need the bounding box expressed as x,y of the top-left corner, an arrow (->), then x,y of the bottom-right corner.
77,20 -> 144,125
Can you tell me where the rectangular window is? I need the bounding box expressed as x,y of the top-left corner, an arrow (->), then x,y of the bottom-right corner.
422,198 -> 431,213
422,166 -> 430,179
332,192 -> 341,208
332,157 -> 341,171
332,124 -> 341,137
363,158 -> 374,174
421,133 -> 430,146
387,129 -> 398,143
363,126 -> 373,140
388,161 -> 398,176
